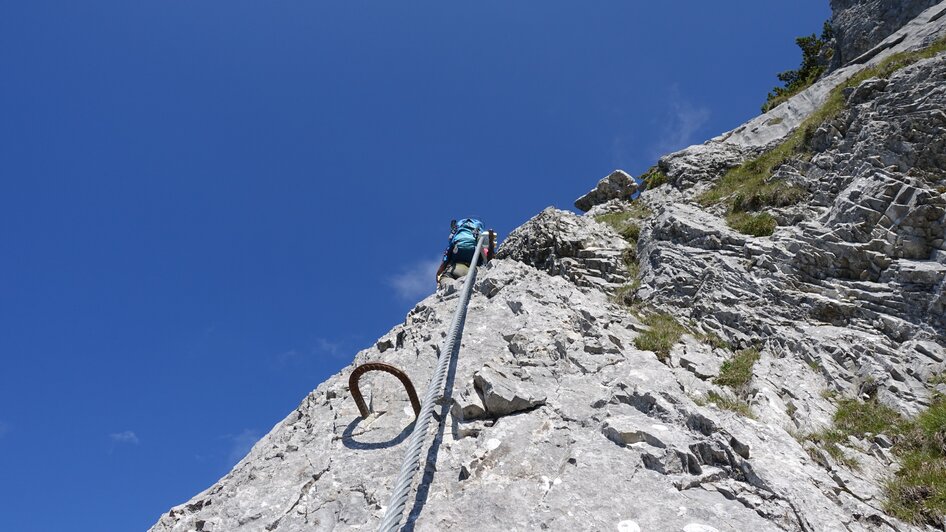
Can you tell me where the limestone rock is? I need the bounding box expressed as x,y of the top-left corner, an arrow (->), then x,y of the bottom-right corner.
830,0 -> 943,69
496,206 -> 632,292
574,169 -> 640,212
473,366 -> 546,417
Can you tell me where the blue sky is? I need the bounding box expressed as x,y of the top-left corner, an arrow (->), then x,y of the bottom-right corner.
0,2 -> 829,530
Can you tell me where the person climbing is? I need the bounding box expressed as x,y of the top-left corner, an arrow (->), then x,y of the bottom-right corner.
435,218 -> 495,286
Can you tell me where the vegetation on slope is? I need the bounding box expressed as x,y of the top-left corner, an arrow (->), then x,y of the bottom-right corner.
702,348 -> 761,417
806,398 -> 901,468
800,390 -> 946,525
700,35 -> 946,237
762,21 -> 835,113
640,166 -> 669,189
634,312 -> 685,361
595,203 -> 652,305
885,396 -> 946,525
715,349 -> 761,389
692,328 -> 729,350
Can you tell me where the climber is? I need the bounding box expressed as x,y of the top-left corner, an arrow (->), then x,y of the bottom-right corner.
629,174 -> 645,201
435,218 -> 495,286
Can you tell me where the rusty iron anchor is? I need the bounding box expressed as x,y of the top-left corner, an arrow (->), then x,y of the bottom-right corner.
348,362 -> 421,419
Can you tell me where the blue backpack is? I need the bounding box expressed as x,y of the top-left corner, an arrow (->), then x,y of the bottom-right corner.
446,218 -> 485,264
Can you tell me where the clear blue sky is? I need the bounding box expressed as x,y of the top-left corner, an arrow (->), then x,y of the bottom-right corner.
0,2 -> 829,530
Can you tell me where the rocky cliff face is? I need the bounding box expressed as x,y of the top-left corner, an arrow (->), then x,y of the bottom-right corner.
830,0 -> 944,68
150,3 -> 946,531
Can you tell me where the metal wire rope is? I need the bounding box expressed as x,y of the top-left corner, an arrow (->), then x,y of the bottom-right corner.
377,232 -> 489,532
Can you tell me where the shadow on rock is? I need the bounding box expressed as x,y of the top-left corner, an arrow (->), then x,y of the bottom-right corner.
342,416 -> 416,451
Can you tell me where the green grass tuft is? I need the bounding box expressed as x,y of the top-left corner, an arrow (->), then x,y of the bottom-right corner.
833,398 -> 903,437
715,349 -> 761,389
634,313 -> 685,361
885,397 -> 946,525
704,390 -> 754,418
612,260 -> 641,306
802,379 -> 946,522
732,183 -> 808,213
694,330 -> 729,350
929,373 -> 946,386
594,204 -> 651,241
726,212 -> 777,237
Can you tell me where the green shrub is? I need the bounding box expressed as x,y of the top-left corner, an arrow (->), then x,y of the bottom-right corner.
634,313 -> 685,361
762,21 -> 834,113
726,212 -> 777,237
640,166 -> 669,189
715,349 -> 761,389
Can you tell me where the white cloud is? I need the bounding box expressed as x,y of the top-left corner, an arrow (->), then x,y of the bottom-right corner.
226,429 -> 261,467
651,85 -> 711,160
273,348 -> 302,366
109,430 -> 139,444
388,257 -> 442,301
272,337 -> 348,368
611,134 -> 634,170
315,337 -> 345,358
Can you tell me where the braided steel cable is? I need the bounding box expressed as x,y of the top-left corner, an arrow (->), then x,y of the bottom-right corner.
377,233 -> 489,532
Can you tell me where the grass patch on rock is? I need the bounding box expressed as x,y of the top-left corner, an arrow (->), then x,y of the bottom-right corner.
725,212 -> 778,237
634,312 -> 685,361
715,349 -> 761,389
595,208 -> 649,244
701,391 -> 753,418
834,397 -> 903,437
807,398 -> 903,471
594,203 -> 652,230
693,329 -> 729,350
596,204 -> 652,306
612,259 -> 641,306
885,396 -> 946,526
800,390 -> 946,524
700,35 -> 946,237
704,348 -> 761,418
929,373 -> 946,386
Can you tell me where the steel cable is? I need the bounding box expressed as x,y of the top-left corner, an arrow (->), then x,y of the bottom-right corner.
377,233 -> 489,532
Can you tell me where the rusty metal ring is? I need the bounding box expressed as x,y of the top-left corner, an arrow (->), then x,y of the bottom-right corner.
349,362 -> 421,419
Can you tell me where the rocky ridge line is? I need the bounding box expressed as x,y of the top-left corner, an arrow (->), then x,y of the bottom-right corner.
150,2 -> 946,531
